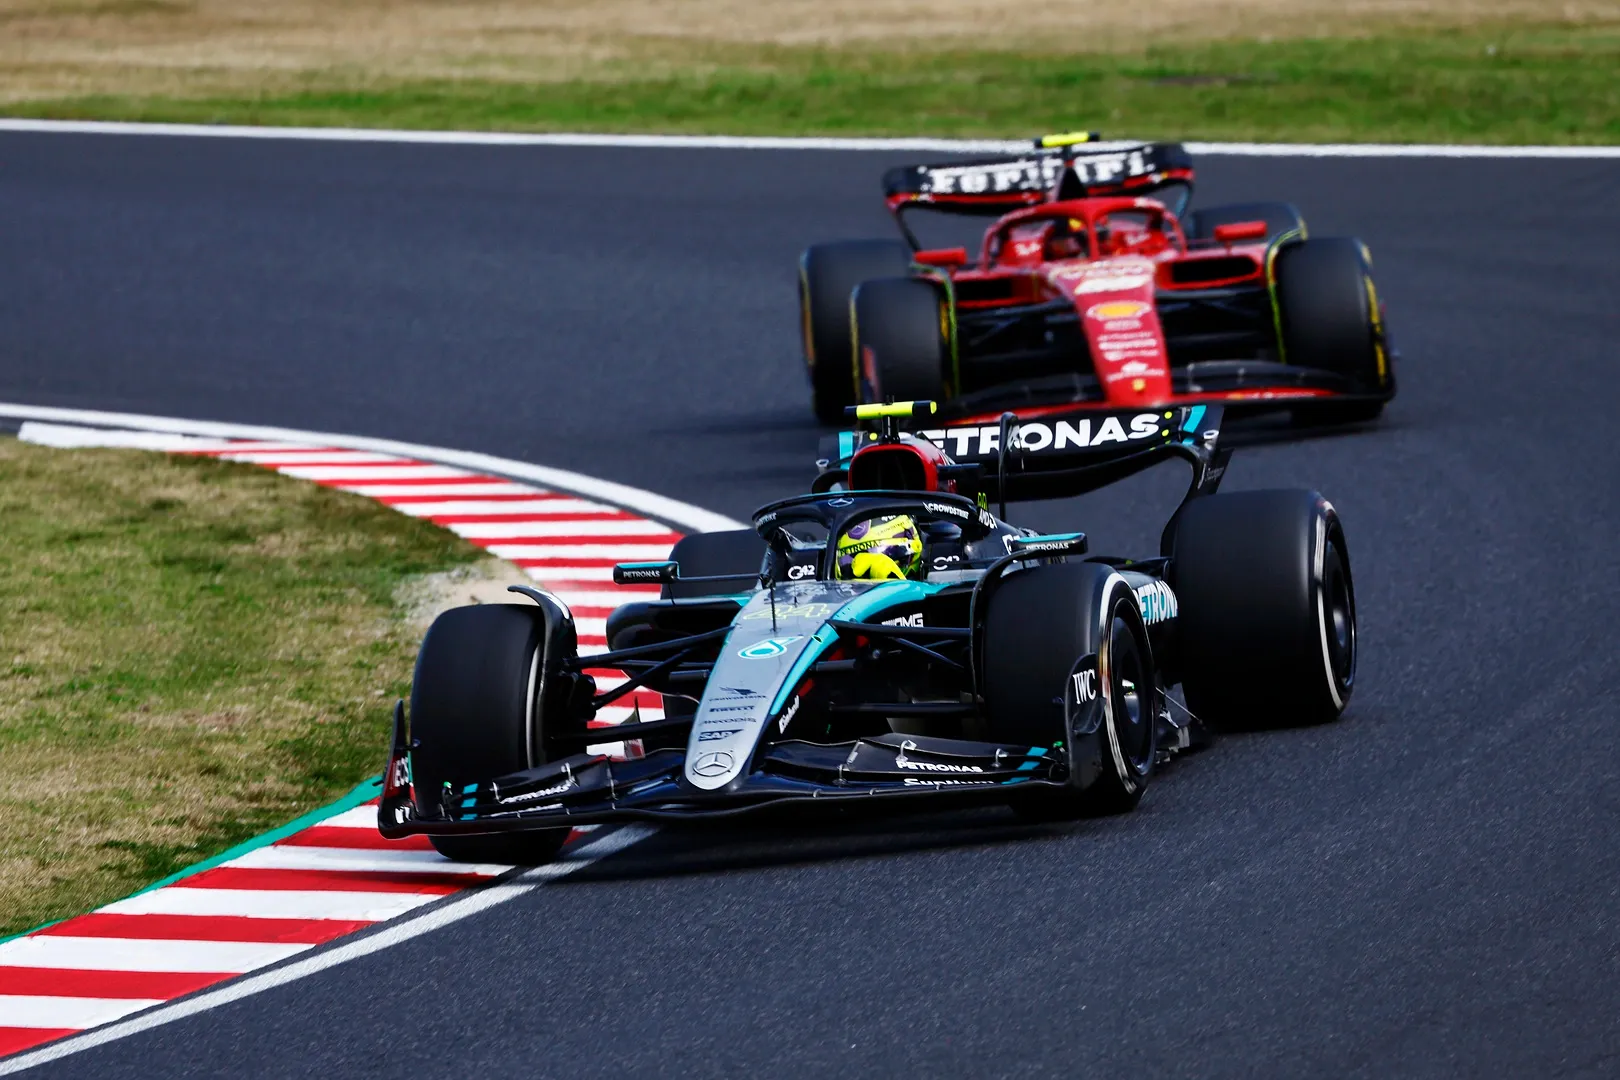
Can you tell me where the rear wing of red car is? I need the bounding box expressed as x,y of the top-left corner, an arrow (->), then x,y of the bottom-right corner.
881,139 -> 1196,220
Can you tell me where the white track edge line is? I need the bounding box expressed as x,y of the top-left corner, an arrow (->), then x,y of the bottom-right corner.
2,405 -> 744,533
1,119 -> 1617,158
0,824 -> 656,1076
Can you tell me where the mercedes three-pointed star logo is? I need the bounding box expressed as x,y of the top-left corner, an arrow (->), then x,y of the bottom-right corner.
692,750 -> 735,777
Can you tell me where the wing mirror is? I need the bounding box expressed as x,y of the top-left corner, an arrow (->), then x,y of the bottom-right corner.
1006,533 -> 1089,557
1212,221 -> 1269,243
913,247 -> 969,267
612,561 -> 677,586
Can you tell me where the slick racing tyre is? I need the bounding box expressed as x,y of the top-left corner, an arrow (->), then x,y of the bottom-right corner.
409,603 -> 574,864
800,240 -> 913,424
1273,237 -> 1391,424
1172,489 -> 1355,731
1185,201 -> 1305,245
852,276 -> 949,407
983,562 -> 1158,820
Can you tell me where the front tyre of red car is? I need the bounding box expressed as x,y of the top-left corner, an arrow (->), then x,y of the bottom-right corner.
799,240 -> 913,424
851,276 -> 950,407
1273,236 -> 1392,425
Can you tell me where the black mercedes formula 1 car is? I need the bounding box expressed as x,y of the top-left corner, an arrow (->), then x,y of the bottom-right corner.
798,133 -> 1396,427
380,401 -> 1358,864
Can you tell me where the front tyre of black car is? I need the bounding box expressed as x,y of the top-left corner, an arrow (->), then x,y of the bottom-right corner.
1172,489 -> 1356,731
982,563 -> 1157,821
409,603 -> 573,865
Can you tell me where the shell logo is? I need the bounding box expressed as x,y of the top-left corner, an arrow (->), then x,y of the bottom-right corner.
1086,300 -> 1151,320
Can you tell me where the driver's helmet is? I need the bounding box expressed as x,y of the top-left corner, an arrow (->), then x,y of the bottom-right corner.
1045,218 -> 1088,260
835,514 -> 923,581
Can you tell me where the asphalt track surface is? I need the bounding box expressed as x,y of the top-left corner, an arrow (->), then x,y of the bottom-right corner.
3,133 -> 1619,1077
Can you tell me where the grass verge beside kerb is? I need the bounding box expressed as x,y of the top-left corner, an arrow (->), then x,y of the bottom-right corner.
0,438 -> 481,937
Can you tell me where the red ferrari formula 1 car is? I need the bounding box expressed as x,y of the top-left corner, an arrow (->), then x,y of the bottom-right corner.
798,135 -> 1396,426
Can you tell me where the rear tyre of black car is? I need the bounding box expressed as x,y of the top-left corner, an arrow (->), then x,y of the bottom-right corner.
1273,237 -> 1391,425
800,240 -> 914,424
1172,489 -> 1355,731
1184,201 -> 1305,245
982,563 -> 1158,820
409,603 -> 574,865
852,276 -> 949,407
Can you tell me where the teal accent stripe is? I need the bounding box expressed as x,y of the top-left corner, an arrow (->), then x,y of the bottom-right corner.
0,774 -> 384,946
767,624 -> 840,716
838,431 -> 855,462
1005,745 -> 1049,784
1016,746 -> 1049,771
834,580 -> 942,623
1181,405 -> 1206,436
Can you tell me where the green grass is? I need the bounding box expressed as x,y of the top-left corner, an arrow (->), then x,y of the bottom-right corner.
8,24 -> 1620,143
0,438 -> 480,936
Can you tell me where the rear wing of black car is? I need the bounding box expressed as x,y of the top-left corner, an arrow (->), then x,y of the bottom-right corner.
819,402 -> 1230,509
882,139 -> 1196,221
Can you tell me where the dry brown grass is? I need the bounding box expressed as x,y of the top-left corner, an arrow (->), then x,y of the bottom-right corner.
0,0 -> 1613,102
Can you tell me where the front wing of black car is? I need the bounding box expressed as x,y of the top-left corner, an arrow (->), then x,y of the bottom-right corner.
379,731 -> 1067,836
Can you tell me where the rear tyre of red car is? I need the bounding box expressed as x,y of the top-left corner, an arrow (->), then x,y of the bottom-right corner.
851,276 -> 949,407
1171,489 -> 1356,731
1273,237 -> 1392,425
799,240 -> 914,424
409,603 -> 574,865
982,563 -> 1157,821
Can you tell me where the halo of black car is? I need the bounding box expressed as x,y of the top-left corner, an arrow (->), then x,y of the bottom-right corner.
797,133 -> 1395,426
380,400 -> 1359,863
